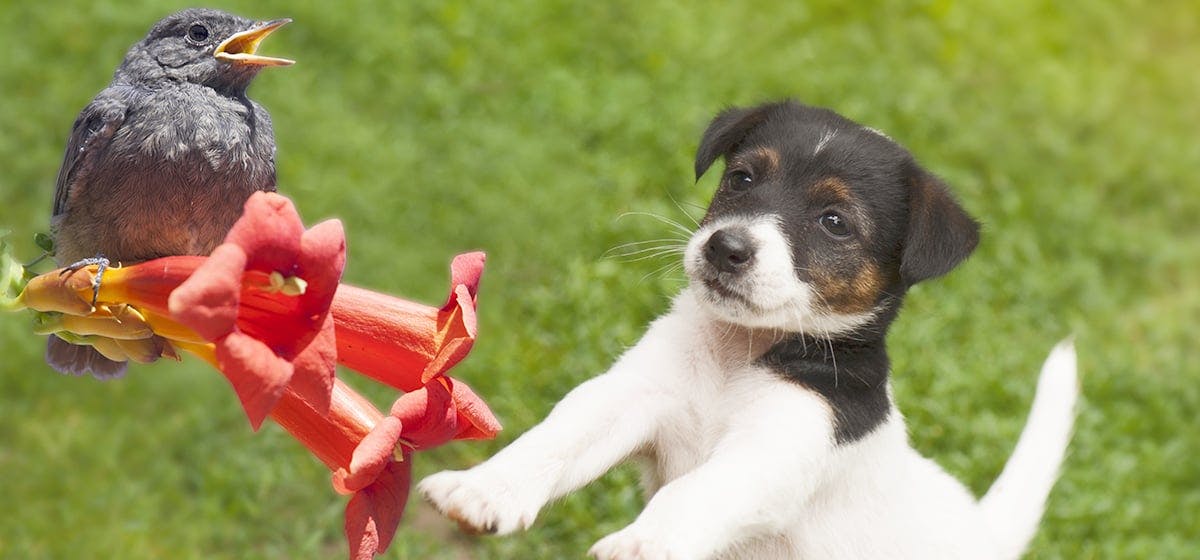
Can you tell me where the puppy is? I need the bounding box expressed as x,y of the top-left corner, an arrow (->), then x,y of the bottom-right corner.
420,101 -> 1078,560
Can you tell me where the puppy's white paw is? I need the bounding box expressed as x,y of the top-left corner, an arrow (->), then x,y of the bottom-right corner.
589,527 -> 682,560
418,469 -> 540,535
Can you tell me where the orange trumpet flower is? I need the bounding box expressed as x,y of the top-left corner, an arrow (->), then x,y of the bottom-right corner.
168,193 -> 346,427
331,251 -> 499,441
9,191 -> 500,559
333,252 -> 482,389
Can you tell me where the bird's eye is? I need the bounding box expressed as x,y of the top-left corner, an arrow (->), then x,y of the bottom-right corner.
726,170 -> 754,191
819,212 -> 852,238
186,23 -> 210,43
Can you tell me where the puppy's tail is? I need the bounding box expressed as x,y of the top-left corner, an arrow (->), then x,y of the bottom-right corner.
979,339 -> 1079,560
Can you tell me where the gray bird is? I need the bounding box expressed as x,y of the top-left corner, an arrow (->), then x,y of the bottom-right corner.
47,8 -> 294,378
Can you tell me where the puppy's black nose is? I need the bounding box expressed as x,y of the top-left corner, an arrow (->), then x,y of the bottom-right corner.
704,229 -> 755,273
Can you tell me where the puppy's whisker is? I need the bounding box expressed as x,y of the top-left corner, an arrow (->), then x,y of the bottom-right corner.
609,236 -> 686,247
717,320 -> 737,351
664,189 -> 703,229
623,253 -> 686,266
824,333 -> 840,389
609,246 -> 687,260
606,238 -> 690,251
605,239 -> 688,275
747,328 -> 755,363
639,261 -> 685,285
607,243 -> 687,254
653,261 -> 685,277
673,198 -> 707,213
616,211 -> 696,237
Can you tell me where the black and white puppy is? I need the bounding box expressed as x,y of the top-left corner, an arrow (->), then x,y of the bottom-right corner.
420,101 -> 1078,560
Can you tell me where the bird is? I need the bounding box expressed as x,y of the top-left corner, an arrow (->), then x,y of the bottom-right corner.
47,8 -> 294,378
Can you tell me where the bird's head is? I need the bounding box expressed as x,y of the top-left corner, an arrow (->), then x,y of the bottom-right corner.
118,8 -> 293,94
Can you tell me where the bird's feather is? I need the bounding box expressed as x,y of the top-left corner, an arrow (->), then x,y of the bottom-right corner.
52,90 -> 131,217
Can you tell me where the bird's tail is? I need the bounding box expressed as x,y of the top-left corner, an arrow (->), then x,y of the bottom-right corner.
979,339 -> 1079,560
45,335 -> 127,379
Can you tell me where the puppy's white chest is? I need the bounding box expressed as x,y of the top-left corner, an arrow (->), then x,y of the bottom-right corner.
645,366 -> 768,489
638,292 -> 785,490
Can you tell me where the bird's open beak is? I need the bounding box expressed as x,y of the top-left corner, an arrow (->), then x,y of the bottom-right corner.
214,18 -> 295,67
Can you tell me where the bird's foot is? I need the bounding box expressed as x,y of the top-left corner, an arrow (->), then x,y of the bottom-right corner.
60,255 -> 109,307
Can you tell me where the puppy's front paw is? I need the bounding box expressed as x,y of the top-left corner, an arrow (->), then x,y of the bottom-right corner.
589,527 -> 681,560
418,469 -> 540,536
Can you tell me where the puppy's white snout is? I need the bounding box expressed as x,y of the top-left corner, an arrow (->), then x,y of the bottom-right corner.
703,228 -> 756,273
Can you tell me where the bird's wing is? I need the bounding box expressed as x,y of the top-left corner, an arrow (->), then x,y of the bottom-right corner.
52,90 -> 131,217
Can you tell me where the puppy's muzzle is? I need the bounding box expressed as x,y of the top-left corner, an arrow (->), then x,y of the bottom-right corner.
703,228 -> 756,274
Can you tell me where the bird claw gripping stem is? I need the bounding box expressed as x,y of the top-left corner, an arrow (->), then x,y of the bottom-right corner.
61,255 -> 110,307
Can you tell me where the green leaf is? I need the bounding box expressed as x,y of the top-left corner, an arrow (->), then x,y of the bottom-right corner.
34,232 -> 55,254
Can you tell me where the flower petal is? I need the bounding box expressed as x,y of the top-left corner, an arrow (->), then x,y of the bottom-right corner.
333,415 -> 402,495
420,252 -> 485,383
215,331 -> 293,430
447,377 -> 502,441
421,284 -> 479,383
285,312 -> 337,416
296,218 -> 346,316
18,267 -> 97,315
168,244 -> 247,341
390,380 -> 457,450
114,336 -> 165,364
443,252 -> 485,311
223,192 -> 305,274
345,459 -> 410,560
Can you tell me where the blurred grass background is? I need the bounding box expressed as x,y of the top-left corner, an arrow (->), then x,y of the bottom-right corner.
1,0 -> 1197,558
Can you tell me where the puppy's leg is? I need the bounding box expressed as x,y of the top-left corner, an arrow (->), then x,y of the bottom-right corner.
420,336 -> 679,535
590,381 -> 833,560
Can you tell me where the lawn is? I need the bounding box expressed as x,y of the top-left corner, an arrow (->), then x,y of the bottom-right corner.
1,0 -> 1197,558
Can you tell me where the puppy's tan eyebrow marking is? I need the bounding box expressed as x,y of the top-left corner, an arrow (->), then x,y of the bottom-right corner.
734,147 -> 781,173
756,147 -> 781,171
812,176 -> 853,201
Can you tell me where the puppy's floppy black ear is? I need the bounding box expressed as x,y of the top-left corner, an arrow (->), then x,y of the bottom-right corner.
695,105 -> 771,181
901,168 -> 981,286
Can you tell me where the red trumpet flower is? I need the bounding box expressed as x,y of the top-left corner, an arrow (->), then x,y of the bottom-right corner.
169,193 -> 346,428
13,191 -> 500,559
331,251 -> 499,441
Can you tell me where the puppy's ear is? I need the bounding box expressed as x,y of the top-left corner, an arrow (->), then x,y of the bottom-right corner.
695,105 -> 771,181
901,168 -> 981,286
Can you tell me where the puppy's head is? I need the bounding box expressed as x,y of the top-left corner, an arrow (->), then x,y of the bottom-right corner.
684,101 -> 979,336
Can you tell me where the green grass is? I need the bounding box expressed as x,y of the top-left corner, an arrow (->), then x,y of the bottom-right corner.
1,0 -> 1197,558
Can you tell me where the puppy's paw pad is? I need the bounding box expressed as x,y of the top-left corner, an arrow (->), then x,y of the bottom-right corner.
418,470 -> 536,536
589,530 -> 679,560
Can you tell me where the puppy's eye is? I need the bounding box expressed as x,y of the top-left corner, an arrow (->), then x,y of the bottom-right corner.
819,212 -> 852,238
186,23 -> 210,43
726,170 -> 754,191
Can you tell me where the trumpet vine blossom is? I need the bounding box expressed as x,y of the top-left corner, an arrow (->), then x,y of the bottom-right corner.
169,193 -> 346,428
5,192 -> 499,559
